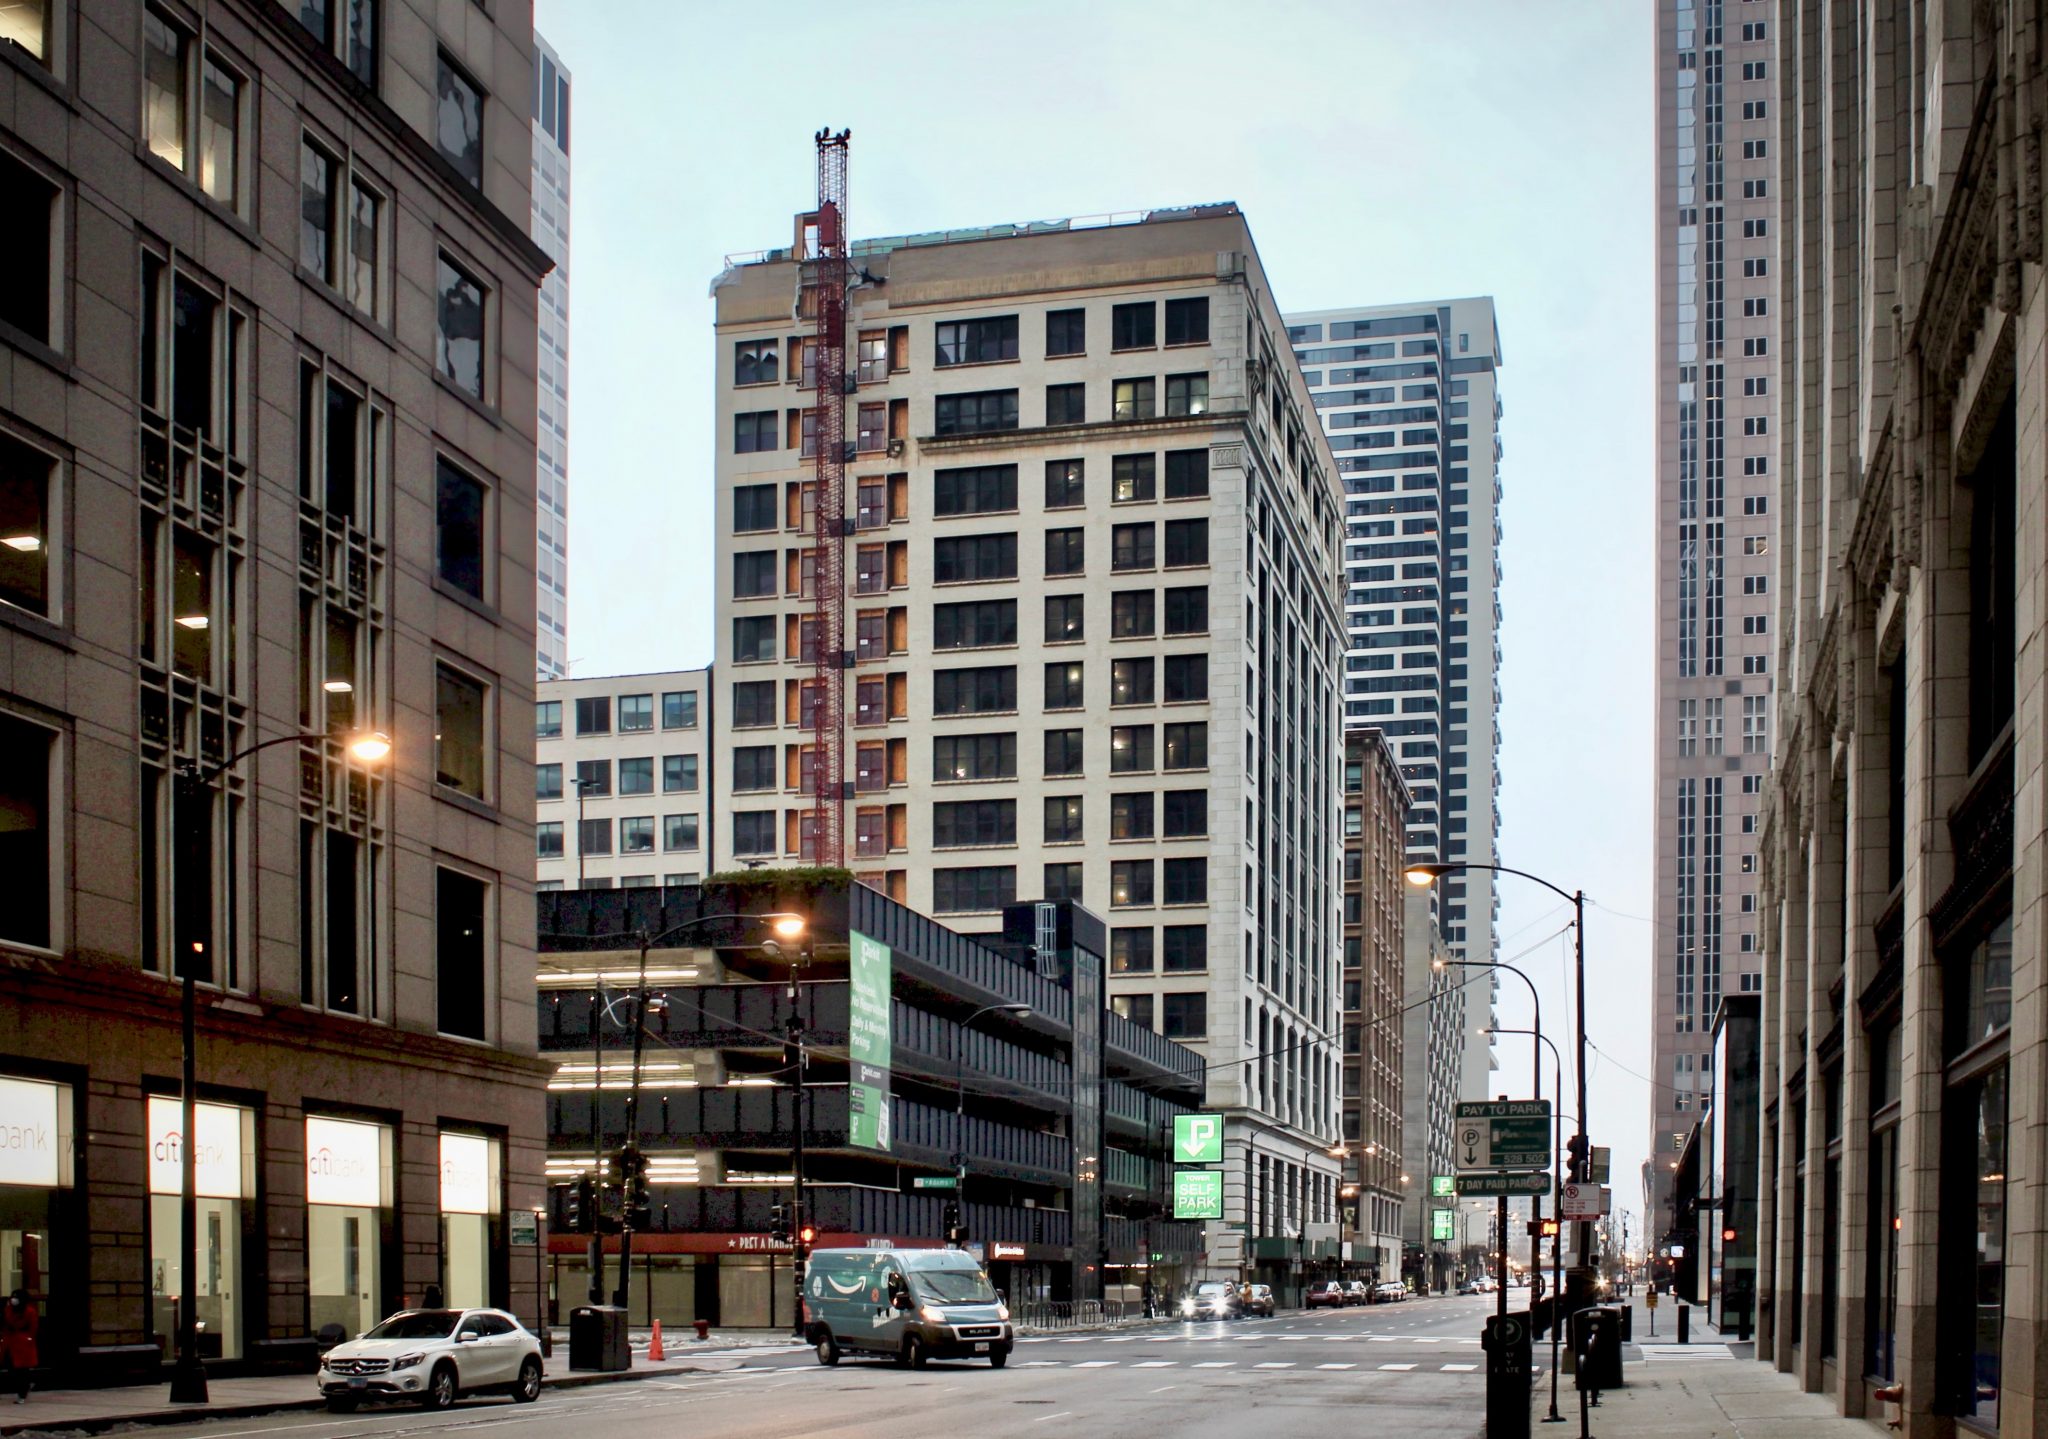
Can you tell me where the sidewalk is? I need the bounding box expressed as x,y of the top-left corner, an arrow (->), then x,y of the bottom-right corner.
1551,1299 -> 1884,1438
0,1350 -> 747,1438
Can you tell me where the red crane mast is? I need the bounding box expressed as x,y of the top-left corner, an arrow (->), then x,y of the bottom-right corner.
804,129 -> 851,865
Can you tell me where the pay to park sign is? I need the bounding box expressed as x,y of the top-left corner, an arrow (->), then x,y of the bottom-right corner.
848,931 -> 892,1152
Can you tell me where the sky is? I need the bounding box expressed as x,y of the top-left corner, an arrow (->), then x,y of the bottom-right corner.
534,0 -> 1662,1247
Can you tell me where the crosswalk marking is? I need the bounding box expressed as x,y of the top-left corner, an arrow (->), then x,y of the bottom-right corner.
1254,1362 -> 1295,1369
1379,1363 -> 1417,1371
1134,1361 -> 1178,1368
1194,1360 -> 1236,1368
1442,1363 -> 1477,1372
1316,1363 -> 1355,1370
1073,1360 -> 1118,1368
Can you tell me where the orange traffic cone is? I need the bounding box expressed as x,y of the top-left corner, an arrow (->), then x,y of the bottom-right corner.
647,1319 -> 665,1362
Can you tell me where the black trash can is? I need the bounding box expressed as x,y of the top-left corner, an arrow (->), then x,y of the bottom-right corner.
1570,1306 -> 1624,1391
569,1305 -> 630,1372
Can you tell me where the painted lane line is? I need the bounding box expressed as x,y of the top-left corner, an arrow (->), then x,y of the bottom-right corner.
1033,1412 -> 1072,1424
1150,1384 -> 1179,1393
1134,1360 -> 1178,1368
1253,1361 -> 1296,1369
1442,1363 -> 1478,1372
1317,1363 -> 1356,1370
1379,1362 -> 1417,1371
1194,1360 -> 1237,1368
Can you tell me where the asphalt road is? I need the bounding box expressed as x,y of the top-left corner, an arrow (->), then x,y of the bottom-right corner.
123,1296 -> 1502,1439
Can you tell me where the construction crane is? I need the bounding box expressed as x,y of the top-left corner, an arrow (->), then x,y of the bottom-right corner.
804,129 -> 851,866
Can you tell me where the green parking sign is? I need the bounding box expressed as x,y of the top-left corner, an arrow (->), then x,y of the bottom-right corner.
1173,1169 -> 1224,1220
1431,1208 -> 1455,1241
1430,1175 -> 1456,1198
1173,1113 -> 1224,1164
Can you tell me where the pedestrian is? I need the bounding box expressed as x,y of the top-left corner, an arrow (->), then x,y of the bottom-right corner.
1,1289 -> 37,1405
422,1284 -> 444,1310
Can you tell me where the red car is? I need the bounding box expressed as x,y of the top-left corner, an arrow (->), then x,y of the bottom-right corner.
1306,1281 -> 1349,1309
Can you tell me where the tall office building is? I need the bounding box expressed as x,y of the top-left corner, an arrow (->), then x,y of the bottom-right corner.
531,33 -> 570,678
0,0 -> 551,1375
1287,299 -> 1504,1101
709,200 -> 1351,1287
1646,0 -> 1777,1236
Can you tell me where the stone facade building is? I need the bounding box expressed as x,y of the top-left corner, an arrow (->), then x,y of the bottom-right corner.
0,0 -> 551,1377
1342,729 -> 1409,1282
1756,4 -> 2048,1433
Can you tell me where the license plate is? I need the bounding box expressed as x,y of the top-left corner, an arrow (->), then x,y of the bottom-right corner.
972,1343 -> 988,1352
348,1377 -> 367,1389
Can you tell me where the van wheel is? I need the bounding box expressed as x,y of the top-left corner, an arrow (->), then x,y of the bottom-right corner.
906,1336 -> 929,1370
815,1332 -> 840,1367
989,1348 -> 1008,1369
892,1338 -> 912,1369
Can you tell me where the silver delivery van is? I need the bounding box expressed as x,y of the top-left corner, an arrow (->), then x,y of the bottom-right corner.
802,1247 -> 1013,1368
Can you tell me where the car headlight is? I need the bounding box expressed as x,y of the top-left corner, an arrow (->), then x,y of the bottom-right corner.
390,1352 -> 425,1371
996,1304 -> 1010,1322
1180,1298 -> 1198,1316
919,1305 -> 947,1325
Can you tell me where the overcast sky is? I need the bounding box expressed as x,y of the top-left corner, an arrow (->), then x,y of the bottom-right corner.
534,0 -> 1663,1244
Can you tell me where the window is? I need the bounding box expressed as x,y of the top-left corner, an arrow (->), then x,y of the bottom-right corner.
1044,528 -> 1084,577
1163,789 -> 1207,838
1111,302 -> 1155,351
733,614 -> 776,662
535,701 -> 561,740
618,757 -> 653,795
1743,614 -> 1769,635
1044,862 -> 1083,902
730,746 -> 775,791
1742,695 -> 1769,753
1164,654 -> 1207,702
932,464 -> 1018,518
1742,575 -> 1769,595
1162,925 -> 1207,971
1742,297 -> 1768,319
1112,927 -> 1154,974
732,811 -> 774,855
1111,589 -> 1155,639
1112,522 -> 1155,571
536,763 -> 562,800
934,390 -> 1018,436
1045,593 -> 1084,643
934,315 -> 1018,367
434,51 -> 483,186
1164,449 -> 1208,499
663,814 -> 699,851
1044,662 -> 1084,710
1113,454 -> 1156,502
619,816 -> 654,853
1163,857 -> 1206,904
1164,297 -> 1209,346
1111,657 -> 1154,706
1741,177 -> 1768,199
1164,373 -> 1208,417
1045,459 -> 1084,508
1743,495 -> 1769,516
734,411 -> 776,453
1743,99 -> 1768,120
0,714 -> 50,947
731,680 -> 775,727
1044,729 -> 1083,778
434,664 -> 486,800
1112,994 -> 1154,1030
536,821 -> 562,858
0,433 -> 53,615
932,865 -> 1015,913
0,0 -> 50,67
933,732 -> 1016,781
1036,793 -> 1083,844
733,551 -> 776,598
662,691 -> 697,729
1046,382 -> 1085,426
1163,586 -> 1208,635
1046,308 -> 1085,356
1742,139 -> 1768,160
1111,859 -> 1153,907
1743,654 -> 1769,675
577,817 -> 610,854
1742,60 -> 1767,80
1743,218 -> 1768,238
1164,519 -> 1208,567
734,339 -> 778,385
435,868 -> 488,1040
1741,20 -> 1767,40
1111,725 -> 1154,773
663,754 -> 699,792
573,696 -> 610,735
0,148 -> 57,347
932,532 -> 1017,583
933,665 -> 1016,715
1163,721 -> 1207,769
1744,376 -> 1770,396
434,251 -> 488,400
1161,992 -> 1207,1039
431,457 -> 487,601
933,798 -> 1015,848
732,484 -> 776,532
145,7 -> 246,211
933,598 -> 1017,649
299,135 -> 382,316
1112,378 -> 1156,421
573,758 -> 609,796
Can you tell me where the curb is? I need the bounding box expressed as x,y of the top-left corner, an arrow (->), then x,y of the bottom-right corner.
0,1359 -> 747,1437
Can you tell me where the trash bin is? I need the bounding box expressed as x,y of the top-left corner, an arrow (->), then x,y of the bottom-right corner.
569,1305 -> 630,1372
1570,1306 -> 1624,1392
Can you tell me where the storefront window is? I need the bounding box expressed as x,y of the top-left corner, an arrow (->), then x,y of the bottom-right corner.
717,1253 -> 796,1330
1966,1067 -> 2008,1429
1944,917 -> 2011,1427
1865,1110 -> 1900,1380
0,1076 -> 73,1312
147,1095 -> 253,1359
305,1116 -> 391,1338
439,1132 -> 498,1309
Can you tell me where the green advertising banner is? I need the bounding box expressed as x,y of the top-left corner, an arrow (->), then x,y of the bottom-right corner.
1173,1169 -> 1224,1220
848,931 -> 892,1151
1431,1208 -> 1456,1241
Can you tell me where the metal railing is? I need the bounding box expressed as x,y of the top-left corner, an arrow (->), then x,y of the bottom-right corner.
1013,1298 -> 1145,1332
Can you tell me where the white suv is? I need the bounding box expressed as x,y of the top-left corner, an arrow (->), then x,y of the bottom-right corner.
318,1308 -> 544,1412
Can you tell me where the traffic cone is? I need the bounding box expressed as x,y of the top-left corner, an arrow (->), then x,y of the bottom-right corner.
647,1319 -> 665,1362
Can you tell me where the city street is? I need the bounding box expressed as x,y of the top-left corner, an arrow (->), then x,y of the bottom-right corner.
124,1298 -> 1496,1439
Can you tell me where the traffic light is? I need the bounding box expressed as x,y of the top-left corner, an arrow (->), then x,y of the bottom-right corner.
1527,1218 -> 1560,1239
565,1175 -> 595,1234
942,1200 -> 966,1246
1565,1133 -> 1590,1180
798,1224 -> 816,1254
618,1145 -> 651,1230
769,1203 -> 790,1245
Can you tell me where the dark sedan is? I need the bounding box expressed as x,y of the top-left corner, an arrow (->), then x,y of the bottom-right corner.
1306,1280 -> 1350,1310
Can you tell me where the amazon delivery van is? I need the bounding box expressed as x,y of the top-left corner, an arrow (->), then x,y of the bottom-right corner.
802,1247 -> 1013,1368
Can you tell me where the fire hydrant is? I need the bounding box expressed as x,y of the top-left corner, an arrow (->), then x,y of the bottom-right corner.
694,1319 -> 710,1341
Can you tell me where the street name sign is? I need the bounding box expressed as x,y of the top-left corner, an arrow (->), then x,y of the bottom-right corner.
1173,1113 -> 1224,1164
1173,1168 -> 1224,1219
1453,1099 -> 1551,1172
1455,1171 -> 1550,1197
913,1176 -> 958,1190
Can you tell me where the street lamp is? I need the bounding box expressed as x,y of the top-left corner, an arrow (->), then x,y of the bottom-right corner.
1407,861 -> 1593,1278
954,1004 -> 1032,1188
170,730 -> 391,1405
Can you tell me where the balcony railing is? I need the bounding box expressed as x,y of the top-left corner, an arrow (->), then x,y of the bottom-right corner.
851,885 -> 1071,1027
1103,1008 -> 1204,1092
549,1182 -> 1078,1250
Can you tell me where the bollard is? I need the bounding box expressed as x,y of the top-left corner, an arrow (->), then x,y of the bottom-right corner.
1677,1303 -> 1689,1345
694,1318 -> 710,1341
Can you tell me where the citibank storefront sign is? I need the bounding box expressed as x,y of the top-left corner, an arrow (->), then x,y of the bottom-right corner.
0,1076 -> 70,1189
306,1117 -> 386,1208
146,1095 -> 251,1199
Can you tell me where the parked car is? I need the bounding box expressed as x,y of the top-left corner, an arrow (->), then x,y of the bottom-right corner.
1459,1275 -> 1496,1296
1344,1281 -> 1372,1305
1181,1281 -> 1244,1320
318,1309 -> 543,1413
1375,1282 -> 1408,1303
1242,1284 -> 1276,1318
1306,1280 -> 1350,1310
